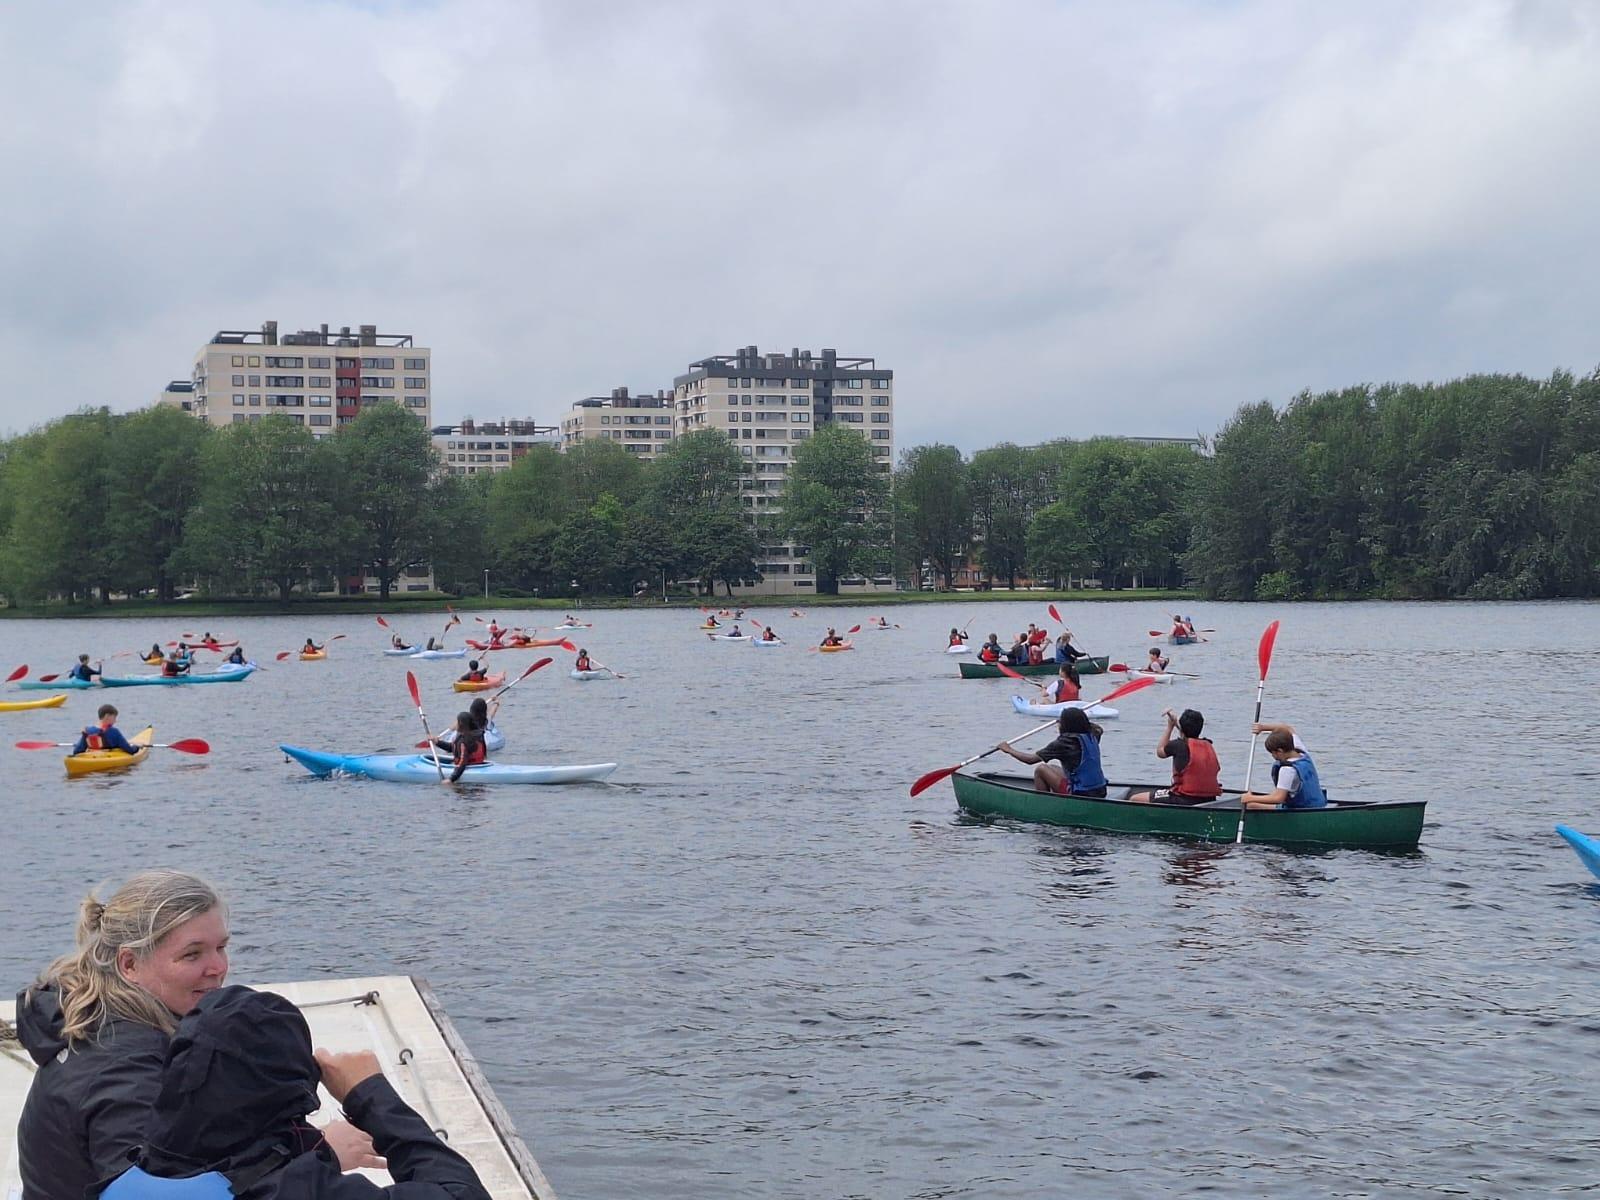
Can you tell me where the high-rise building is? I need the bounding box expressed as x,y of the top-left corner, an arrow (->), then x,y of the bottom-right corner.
433,418 -> 560,476
672,345 -> 895,595
558,388 -> 676,461
184,320 -> 430,437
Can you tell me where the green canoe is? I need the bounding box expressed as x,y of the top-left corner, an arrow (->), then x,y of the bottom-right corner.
951,772 -> 1425,849
958,656 -> 1109,679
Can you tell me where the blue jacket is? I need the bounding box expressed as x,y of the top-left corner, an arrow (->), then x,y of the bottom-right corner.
69,662 -> 101,682
1272,753 -> 1327,809
73,725 -> 138,755
1068,732 -> 1107,794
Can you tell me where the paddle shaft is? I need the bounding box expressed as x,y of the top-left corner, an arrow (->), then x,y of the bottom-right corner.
1236,620 -> 1281,844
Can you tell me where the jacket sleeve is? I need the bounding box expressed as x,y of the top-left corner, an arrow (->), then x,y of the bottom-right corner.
82,1034 -> 168,1178
340,1074 -> 494,1199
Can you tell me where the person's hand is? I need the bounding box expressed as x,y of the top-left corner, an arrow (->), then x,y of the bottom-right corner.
321,1118 -> 387,1171
315,1048 -> 382,1104
1251,722 -> 1267,735
1163,709 -> 1176,723
996,741 -> 1012,753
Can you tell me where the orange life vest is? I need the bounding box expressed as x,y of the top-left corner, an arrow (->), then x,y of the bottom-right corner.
1172,737 -> 1222,798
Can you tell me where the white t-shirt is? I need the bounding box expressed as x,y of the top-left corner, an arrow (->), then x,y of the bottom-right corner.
1270,735 -> 1310,797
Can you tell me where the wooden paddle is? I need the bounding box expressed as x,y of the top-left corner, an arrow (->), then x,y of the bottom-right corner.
405,670 -> 447,783
909,676 -> 1158,796
16,738 -> 210,754
1235,620 -> 1281,844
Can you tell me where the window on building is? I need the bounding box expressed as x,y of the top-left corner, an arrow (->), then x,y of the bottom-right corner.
248,395 -> 260,405
248,375 -> 260,386
741,412 -> 752,421
309,356 -> 331,369
361,357 -> 395,369
872,430 -> 891,440
232,395 -> 245,406
871,413 -> 890,423
405,397 -> 427,408
792,412 -> 809,423
871,396 -> 889,406
231,374 -> 244,386
310,376 -> 330,387
310,414 -> 332,426
232,413 -> 245,423
247,356 -> 260,367
872,378 -> 890,388
309,396 -> 331,406
404,377 -> 426,388
404,358 -> 426,370
231,355 -> 244,367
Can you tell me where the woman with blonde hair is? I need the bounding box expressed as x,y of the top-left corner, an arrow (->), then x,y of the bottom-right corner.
14,869 -> 230,1200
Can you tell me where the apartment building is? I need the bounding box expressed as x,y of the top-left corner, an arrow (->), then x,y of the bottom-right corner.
558,388 -> 676,461
156,380 -> 195,411
672,345 -> 894,595
184,320 -> 430,437
433,418 -> 560,476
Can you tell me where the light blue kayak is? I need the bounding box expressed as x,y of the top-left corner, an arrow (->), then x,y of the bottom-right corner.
17,677 -> 97,691
280,744 -> 615,785
1555,826 -> 1600,881
100,663 -> 257,687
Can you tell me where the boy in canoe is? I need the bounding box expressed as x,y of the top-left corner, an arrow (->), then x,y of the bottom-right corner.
1240,722 -> 1327,810
302,638 -> 323,654
575,649 -> 593,671
226,646 -> 246,665
1128,709 -> 1222,805
72,705 -> 141,756
458,659 -> 489,683
68,654 -> 102,683
996,707 -> 1107,797
978,634 -> 1001,662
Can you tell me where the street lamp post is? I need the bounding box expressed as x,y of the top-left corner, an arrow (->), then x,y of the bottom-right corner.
483,569 -> 489,600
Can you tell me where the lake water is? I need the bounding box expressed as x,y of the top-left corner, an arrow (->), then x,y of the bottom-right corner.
3,600 -> 1598,1198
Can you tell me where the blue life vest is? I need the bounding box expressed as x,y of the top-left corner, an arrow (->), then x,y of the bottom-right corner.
1068,732 -> 1107,794
101,1165 -> 233,1199
70,664 -> 93,681
1273,753 -> 1327,809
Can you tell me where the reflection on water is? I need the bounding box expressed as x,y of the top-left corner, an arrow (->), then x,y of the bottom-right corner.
2,601 -> 1598,1198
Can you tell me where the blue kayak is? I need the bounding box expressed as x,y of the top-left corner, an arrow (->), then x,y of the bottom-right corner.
17,678 -> 97,691
1555,826 -> 1600,881
99,663 -> 257,687
280,744 -> 615,785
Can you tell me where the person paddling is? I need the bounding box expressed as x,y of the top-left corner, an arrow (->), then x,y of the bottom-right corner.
995,707 -> 1107,796
458,659 -> 488,684
706,614 -> 720,628
1143,648 -> 1170,673
1128,708 -> 1222,805
575,649 -> 593,672
728,624 -> 742,638
978,634 -> 1001,663
144,643 -> 164,664
1041,663 -> 1080,705
820,628 -> 844,648
68,654 -> 102,684
1240,722 -> 1327,810
302,638 -> 323,655
948,627 -> 966,647
390,633 -> 412,652
1054,631 -> 1086,665
226,646 -> 246,665
445,711 -> 486,782
760,627 -> 779,642
73,705 -> 140,757
161,648 -> 191,678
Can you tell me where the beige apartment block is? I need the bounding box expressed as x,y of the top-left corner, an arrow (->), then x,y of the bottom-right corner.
434,418 -> 560,476
184,320 -> 430,437
558,388 -> 676,461
673,345 -> 894,596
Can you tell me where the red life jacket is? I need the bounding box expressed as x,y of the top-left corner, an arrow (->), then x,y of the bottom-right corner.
83,728 -> 104,750
1172,737 -> 1222,798
979,646 -> 998,662
455,737 -> 486,767
1049,677 -> 1080,702
576,658 -> 591,671
1026,644 -> 1044,665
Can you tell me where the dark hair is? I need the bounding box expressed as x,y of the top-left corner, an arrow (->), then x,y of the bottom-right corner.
456,710 -> 476,731
1178,709 -> 1204,738
1059,663 -> 1079,683
469,697 -> 488,722
97,704 -> 118,720
468,659 -> 479,670
1264,730 -> 1296,754
1060,707 -> 1100,737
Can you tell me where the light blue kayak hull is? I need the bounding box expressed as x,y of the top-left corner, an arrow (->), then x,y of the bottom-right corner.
1556,825 -> 1600,881
280,745 -> 615,785
17,678 -> 95,691
101,664 -> 257,687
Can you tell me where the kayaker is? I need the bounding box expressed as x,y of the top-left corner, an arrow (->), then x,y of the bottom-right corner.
761,627 -> 779,642
575,649 -> 593,672
144,643 -> 164,664
1042,663 -> 1080,704
705,615 -> 720,628
1183,616 -> 1198,636
68,654 -> 103,683
390,633 -> 412,651
820,628 -> 844,648
1144,648 -> 1170,673
875,616 -> 891,629
729,624 -> 743,638
14,871 -> 233,1199
1054,631 -> 1086,665
98,985 -> 485,1200
302,638 -> 323,654
469,696 -> 499,738
458,660 -> 488,684
1128,708 -> 1223,805
447,711 -> 487,781
948,628 -> 965,647
226,646 -> 246,665
1005,635 -> 1028,666
161,649 -> 191,678
1240,722 -> 1327,810
1170,614 -> 1187,639
72,705 -> 141,755
979,634 -> 1001,663
995,706 -> 1107,797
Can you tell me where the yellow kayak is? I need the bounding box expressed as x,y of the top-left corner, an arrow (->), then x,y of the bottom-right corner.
65,726 -> 153,778
300,650 -> 327,661
0,694 -> 67,712
452,673 -> 506,693
143,654 -> 165,665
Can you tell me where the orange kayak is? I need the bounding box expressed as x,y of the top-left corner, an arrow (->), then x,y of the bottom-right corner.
453,673 -> 506,693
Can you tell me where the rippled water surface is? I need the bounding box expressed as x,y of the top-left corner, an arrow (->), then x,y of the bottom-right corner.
4,601 -> 1599,1198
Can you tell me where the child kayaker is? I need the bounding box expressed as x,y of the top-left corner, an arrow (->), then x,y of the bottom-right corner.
1128,708 -> 1223,805
995,706 -> 1107,797
68,654 -> 102,683
761,627 -> 779,642
458,660 -> 488,684
144,643 -> 164,664
161,649 -> 191,678
1240,721 -> 1327,810
979,634 -> 1001,663
226,646 -> 246,665
820,628 -> 843,648
447,712 -> 486,782
1054,631 -> 1086,665
303,638 -> 323,654
390,633 -> 412,651
72,705 -> 140,756
575,650 -> 592,672
728,625 -> 742,638
1145,648 -> 1170,673
948,627 -> 965,647
1042,663 -> 1080,704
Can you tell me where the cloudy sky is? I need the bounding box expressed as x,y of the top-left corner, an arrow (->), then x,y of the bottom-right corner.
3,0 -> 1597,450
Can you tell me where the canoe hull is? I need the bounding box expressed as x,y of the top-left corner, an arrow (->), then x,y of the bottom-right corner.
959,656 -> 1109,678
281,745 -> 615,785
411,648 -> 468,660
100,664 -> 256,687
952,772 -> 1426,849
570,669 -> 609,680
300,651 -> 327,661
751,637 -> 785,647
945,644 -> 970,654
65,727 -> 153,777
0,694 -> 68,712
1556,825 -> 1600,881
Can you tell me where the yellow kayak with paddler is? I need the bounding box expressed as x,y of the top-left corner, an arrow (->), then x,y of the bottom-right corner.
64,726 -> 153,778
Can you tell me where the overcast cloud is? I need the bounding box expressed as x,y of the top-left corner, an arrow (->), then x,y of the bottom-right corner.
2,0 -> 1597,449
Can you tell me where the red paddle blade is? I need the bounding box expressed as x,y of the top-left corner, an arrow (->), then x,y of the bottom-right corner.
406,670 -> 422,708
164,739 -> 210,755
275,652 -> 292,661
847,624 -> 861,634
38,675 -> 59,683
6,665 -> 26,682
996,662 -> 1026,681
909,764 -> 959,797
1257,620 -> 1280,680
376,616 -> 390,629
1048,604 -> 1062,624
559,640 -> 577,652
1097,675 -> 1158,705
330,634 -> 347,642
521,656 -> 554,680
1109,663 -> 1129,673
166,641 -> 178,647
14,741 -> 61,750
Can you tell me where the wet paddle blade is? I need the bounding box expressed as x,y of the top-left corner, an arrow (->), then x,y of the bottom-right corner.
161,739 -> 210,755
1096,675 -> 1159,704
329,634 -> 347,642
847,624 -> 861,634
14,741 -> 67,750
38,675 -> 59,683
559,640 -> 577,652
275,652 -> 292,661
6,665 -> 27,682
909,764 -> 960,798
1257,620 -> 1280,681
996,662 -> 1027,682
1048,604 -> 1062,624
406,670 -> 422,709
376,616 -> 390,629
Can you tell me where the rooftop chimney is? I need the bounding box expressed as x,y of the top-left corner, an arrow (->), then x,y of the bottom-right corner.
263,320 -> 278,346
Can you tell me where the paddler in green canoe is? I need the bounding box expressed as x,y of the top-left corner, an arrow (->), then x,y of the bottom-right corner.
1240,722 -> 1328,810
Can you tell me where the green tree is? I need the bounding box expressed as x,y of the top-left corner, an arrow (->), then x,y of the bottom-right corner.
337,405 -> 441,599
776,424 -> 889,594
967,444 -> 1032,588
0,409 -> 116,604
105,406 -> 211,600
649,430 -> 759,594
430,472 -> 493,595
894,444 -> 969,590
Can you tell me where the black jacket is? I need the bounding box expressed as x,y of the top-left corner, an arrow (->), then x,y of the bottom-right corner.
14,982 -> 169,1200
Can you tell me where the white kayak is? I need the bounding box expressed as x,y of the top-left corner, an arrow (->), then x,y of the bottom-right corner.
570,668 -> 610,680
1112,670 -> 1176,685
384,646 -> 421,657
945,643 -> 971,654
410,648 -> 468,660
554,623 -> 591,631
436,722 -> 507,752
1010,695 -> 1119,719
707,633 -> 751,642
751,637 -> 785,647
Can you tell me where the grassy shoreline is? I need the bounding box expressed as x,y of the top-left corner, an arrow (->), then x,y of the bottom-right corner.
0,588 -> 1199,620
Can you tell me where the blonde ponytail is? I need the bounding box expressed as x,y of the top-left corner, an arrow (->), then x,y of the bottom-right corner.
28,870 -> 226,1041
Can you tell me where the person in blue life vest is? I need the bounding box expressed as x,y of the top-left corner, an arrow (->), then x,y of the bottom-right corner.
73,705 -> 140,756
1240,721 -> 1327,810
226,646 -> 246,665
995,706 -> 1107,797
69,654 -> 103,683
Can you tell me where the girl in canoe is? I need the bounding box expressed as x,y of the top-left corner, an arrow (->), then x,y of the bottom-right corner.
390,633 -> 412,652
1054,631 -> 1087,665
1025,638 -> 1046,666
144,643 -> 164,664
433,698 -> 500,752
995,707 -> 1107,797
302,638 -> 323,654
14,871 -> 232,1198
948,628 -> 965,647
1240,721 -> 1327,810
760,627 -> 780,642
447,711 -> 487,782
458,659 -> 489,684
161,649 -> 191,678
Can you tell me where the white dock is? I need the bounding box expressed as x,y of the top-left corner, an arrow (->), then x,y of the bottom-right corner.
1,975 -> 554,1199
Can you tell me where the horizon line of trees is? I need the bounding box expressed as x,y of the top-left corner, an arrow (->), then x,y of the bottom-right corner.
1,366 -> 1596,606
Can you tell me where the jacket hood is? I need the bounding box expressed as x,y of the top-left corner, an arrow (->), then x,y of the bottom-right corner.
142,985 -> 321,1165
14,982 -> 69,1066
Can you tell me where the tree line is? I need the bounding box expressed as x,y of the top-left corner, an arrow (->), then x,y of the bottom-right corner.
0,366 -> 1596,605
